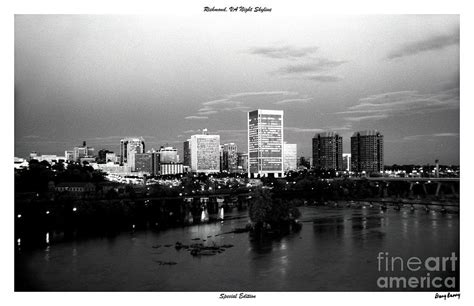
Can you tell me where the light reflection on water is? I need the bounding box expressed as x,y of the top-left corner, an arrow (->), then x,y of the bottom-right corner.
16,206 -> 459,291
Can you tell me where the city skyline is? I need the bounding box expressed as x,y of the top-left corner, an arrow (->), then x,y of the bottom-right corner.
15,15 -> 459,164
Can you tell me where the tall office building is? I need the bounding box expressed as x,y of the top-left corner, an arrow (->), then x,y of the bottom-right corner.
283,142 -> 297,172
237,153 -> 248,173
190,130 -> 220,173
183,139 -> 191,166
343,153 -> 351,171
350,130 -> 384,173
222,143 -> 238,172
312,132 -> 343,170
159,146 -> 179,163
148,149 -> 161,176
248,109 -> 284,178
120,137 -> 145,171
134,153 -> 153,174
219,145 -> 224,171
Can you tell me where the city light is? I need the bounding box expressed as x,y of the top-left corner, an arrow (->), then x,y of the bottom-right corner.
73,207 -> 77,212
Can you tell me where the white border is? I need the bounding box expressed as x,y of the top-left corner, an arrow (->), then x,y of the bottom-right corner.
2,1 -> 472,305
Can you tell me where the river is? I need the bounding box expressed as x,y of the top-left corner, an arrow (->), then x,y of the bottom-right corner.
15,205 -> 459,291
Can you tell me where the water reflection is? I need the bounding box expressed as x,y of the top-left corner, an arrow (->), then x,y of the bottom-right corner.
15,206 -> 459,291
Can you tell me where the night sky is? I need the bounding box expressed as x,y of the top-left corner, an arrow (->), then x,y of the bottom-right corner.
15,14 -> 459,165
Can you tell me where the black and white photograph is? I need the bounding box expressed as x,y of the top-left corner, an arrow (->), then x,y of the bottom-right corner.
5,0 -> 473,304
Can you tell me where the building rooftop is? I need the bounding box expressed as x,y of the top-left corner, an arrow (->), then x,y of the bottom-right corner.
313,131 -> 341,138
352,130 -> 382,137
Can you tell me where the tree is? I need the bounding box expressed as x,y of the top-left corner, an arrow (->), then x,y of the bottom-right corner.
249,188 -> 301,233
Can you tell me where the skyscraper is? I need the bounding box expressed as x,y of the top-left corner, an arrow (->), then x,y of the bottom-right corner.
283,142 -> 297,172
222,143 -> 238,172
219,144 -> 224,172
120,137 -> 145,171
351,130 -> 384,174
183,139 -> 191,166
147,149 -> 161,176
190,130 -> 220,173
237,152 -> 248,173
248,109 -> 284,178
312,132 -> 343,170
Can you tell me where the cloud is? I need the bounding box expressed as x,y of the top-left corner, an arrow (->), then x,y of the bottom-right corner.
271,58 -> 347,82
345,114 -> 389,122
304,75 -> 342,82
403,133 -> 459,141
16,140 -> 68,145
433,133 -> 459,137
285,127 -> 325,133
89,136 -> 124,141
387,28 -> 459,59
274,98 -> 312,105
248,44 -> 347,83
201,99 -> 231,106
226,91 -> 297,98
185,116 -> 208,120
337,88 -> 459,122
216,129 -> 247,136
196,110 -> 218,115
194,91 -> 300,118
221,106 -> 252,112
248,46 -> 318,59
276,59 -> 347,74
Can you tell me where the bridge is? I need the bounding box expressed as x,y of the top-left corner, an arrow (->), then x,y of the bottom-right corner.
340,177 -> 460,202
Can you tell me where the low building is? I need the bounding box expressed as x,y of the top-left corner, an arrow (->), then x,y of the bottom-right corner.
29,154 -> 66,164
14,157 -> 28,169
105,152 -> 118,163
79,157 -> 96,165
55,182 -> 96,194
95,163 -> 132,175
160,163 -> 184,175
